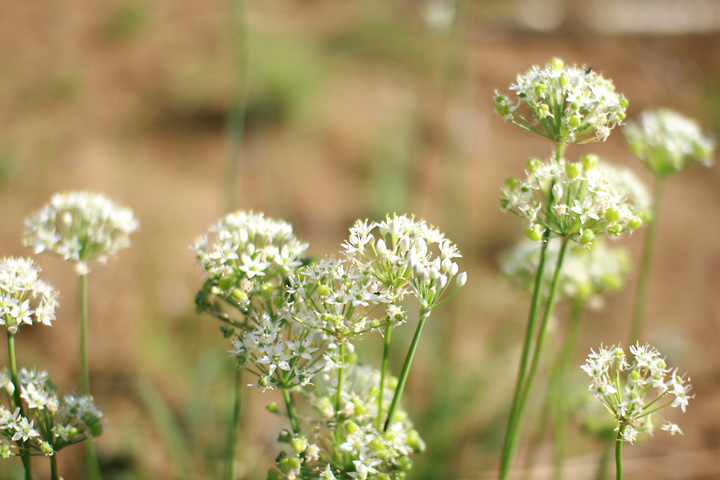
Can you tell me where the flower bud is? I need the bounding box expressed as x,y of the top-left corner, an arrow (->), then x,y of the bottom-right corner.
565,162 -> 580,178
527,158 -> 542,172
290,435 -> 308,453
220,325 -> 235,339
552,183 -> 563,200
568,114 -> 581,128
266,401 -> 280,414
317,284 -> 330,296
581,154 -> 598,171
260,282 -> 274,298
525,224 -> 544,242
456,271 -> 467,287
232,288 -> 247,302
277,430 -> 292,443
628,217 -> 643,230
604,207 -> 620,223
267,469 -> 283,480
550,57 -> 565,71
278,457 -> 302,474
579,229 -> 595,245
345,420 -> 359,433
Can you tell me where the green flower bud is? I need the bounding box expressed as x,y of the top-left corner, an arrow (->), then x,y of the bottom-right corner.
277,430 -> 292,443
581,154 -> 598,171
377,473 -> 391,480
278,457 -> 301,474
40,441 -> 54,456
218,277 -> 234,291
406,429 -> 426,452
537,104 -> 550,118
604,207 -> 620,223
505,177 -> 521,190
345,420 -> 359,433
353,401 -> 367,416
260,282 -> 275,298
266,402 -> 280,414
628,217 -> 643,230
369,319 -> 381,329
399,456 -> 414,471
290,436 -> 308,453
550,57 -> 565,71
568,114 -> 581,128
579,229 -> 595,245
346,352 -> 358,364
607,224 -> 623,236
629,370 -> 641,382
267,468 -> 283,480
317,284 -> 330,296
220,325 -> 234,339
527,158 -> 542,172
232,288 -> 247,302
369,437 -> 384,452
565,162 -> 580,178
525,225 -> 544,242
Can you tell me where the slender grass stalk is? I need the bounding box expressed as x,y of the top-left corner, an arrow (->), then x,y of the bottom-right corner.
384,308 -> 430,431
630,179 -> 664,344
6,331 -> 32,479
500,236 -> 569,480
377,324 -> 393,429
282,389 -> 300,435
499,232 -> 550,479
79,273 -> 102,480
224,368 -> 244,480
615,424 -> 626,480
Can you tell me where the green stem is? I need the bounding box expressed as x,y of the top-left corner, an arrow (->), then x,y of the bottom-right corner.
6,331 -> 32,479
51,455 -> 60,480
500,236 -> 569,480
630,179 -> 664,344
225,0 -> 248,213
335,343 -> 345,414
282,389 -> 300,435
499,232 -> 550,479
595,430 -> 615,480
225,368 -> 244,480
384,308 -> 430,431
615,424 -> 626,480
377,324 -> 393,429
79,273 -> 102,480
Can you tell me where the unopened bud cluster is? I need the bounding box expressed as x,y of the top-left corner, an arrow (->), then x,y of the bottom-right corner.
624,108 -> 715,177
581,344 -> 691,443
493,58 -> 628,145
24,191 -> 139,274
500,157 -> 648,246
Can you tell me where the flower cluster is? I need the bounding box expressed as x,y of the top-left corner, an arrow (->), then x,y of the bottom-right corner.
0,368 -> 103,458
269,364 -> 424,480
342,215 -> 467,310
24,191 -> 139,274
581,344 -> 691,442
493,58 -> 628,145
501,239 -> 630,305
0,258 -> 58,334
286,257 -> 405,340
500,156 -> 648,246
624,109 -> 715,177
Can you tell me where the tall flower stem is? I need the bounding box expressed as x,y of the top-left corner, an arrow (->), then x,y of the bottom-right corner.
500,236 -> 569,480
79,273 -> 102,480
384,308 -> 430,431
6,331 -> 32,480
499,232 -> 550,479
224,367 -> 244,480
377,324 -> 393,429
630,179 -> 664,344
51,455 -> 60,480
335,343 -> 346,413
551,298 -> 583,480
282,389 -> 300,435
615,424 -> 627,480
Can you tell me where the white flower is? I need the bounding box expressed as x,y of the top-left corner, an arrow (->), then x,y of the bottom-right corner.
24,191 -> 139,272
0,258 -> 58,334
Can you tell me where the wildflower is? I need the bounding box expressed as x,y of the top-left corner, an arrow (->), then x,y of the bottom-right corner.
500,157 -> 648,246
581,344 -> 692,442
24,191 -> 139,274
493,58 -> 628,145
624,108 -> 715,177
0,257 -> 58,334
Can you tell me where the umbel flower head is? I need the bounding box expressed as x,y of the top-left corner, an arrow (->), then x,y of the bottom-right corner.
0,368 -> 103,458
342,214 -> 467,310
0,257 -> 58,334
501,238 -> 630,306
623,108 -> 715,177
267,364 -> 424,480
493,58 -> 628,146
500,156 -> 649,246
24,191 -> 139,275
581,344 -> 691,443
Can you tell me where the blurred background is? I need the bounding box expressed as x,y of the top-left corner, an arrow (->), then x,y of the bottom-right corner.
1,0 -> 720,478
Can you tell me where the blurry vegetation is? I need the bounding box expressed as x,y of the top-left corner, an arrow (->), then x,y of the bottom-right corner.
105,1 -> 152,41
0,147 -> 17,187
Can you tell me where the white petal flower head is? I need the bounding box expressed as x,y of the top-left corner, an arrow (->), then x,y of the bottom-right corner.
624,108 -> 715,177
24,191 -> 139,274
494,58 -> 628,145
0,257 -> 58,334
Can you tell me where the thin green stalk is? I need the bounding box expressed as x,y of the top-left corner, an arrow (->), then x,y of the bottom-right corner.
377,324 -> 393,429
51,455 -> 60,480
615,424 -> 626,480
282,389 -> 300,435
499,232 -> 550,479
6,332 -> 32,479
225,0 -> 248,213
79,273 -> 102,480
224,368 -> 244,480
384,308 -> 430,431
630,179 -> 664,344
595,430 -> 615,480
551,299 -> 583,480
500,236 -> 569,480
335,343 -> 345,414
